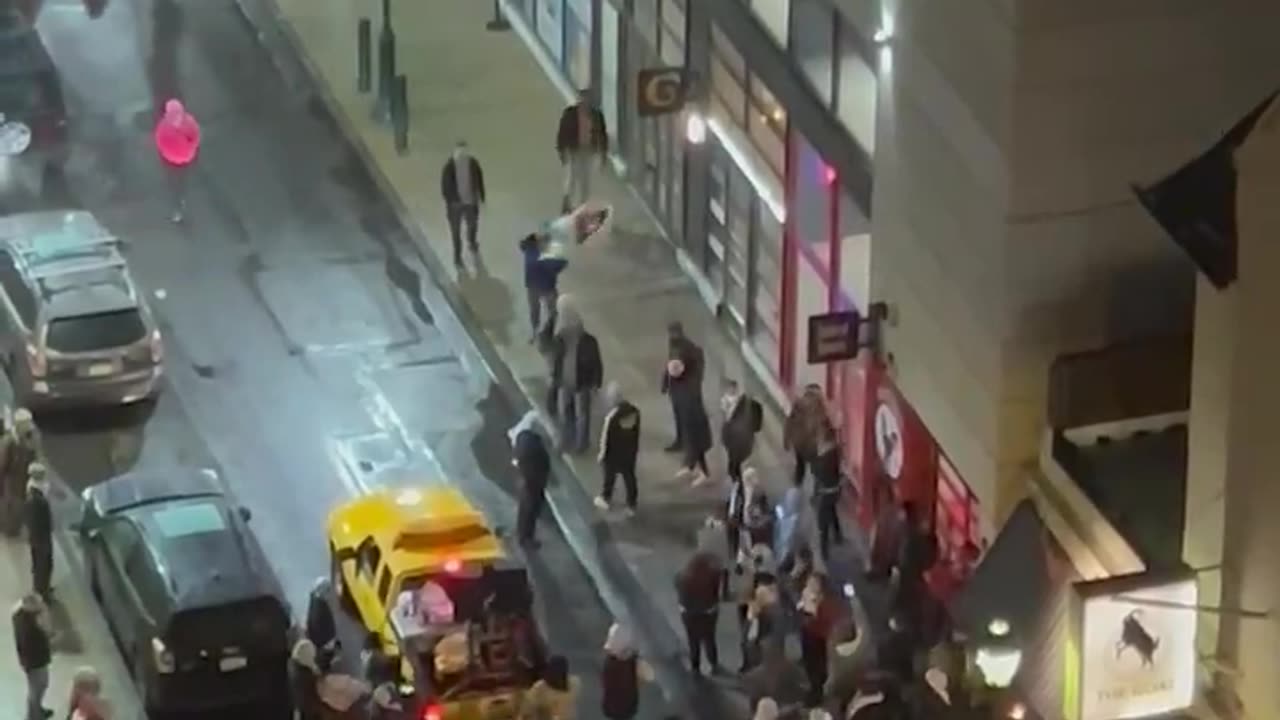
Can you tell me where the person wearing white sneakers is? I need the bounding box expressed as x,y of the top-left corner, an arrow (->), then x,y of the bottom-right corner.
669,357 -> 712,487
596,382 -> 641,515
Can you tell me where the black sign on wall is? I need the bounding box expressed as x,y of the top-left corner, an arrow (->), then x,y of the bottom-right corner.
636,67 -> 690,117
807,311 -> 861,364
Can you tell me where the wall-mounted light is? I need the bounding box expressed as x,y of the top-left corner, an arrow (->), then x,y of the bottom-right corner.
873,26 -> 892,45
685,112 -> 707,145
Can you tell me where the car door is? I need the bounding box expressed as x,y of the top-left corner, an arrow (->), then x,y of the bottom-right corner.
350,538 -> 384,629
93,517 -> 149,655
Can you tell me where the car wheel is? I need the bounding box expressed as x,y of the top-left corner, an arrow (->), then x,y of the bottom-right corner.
330,547 -> 355,614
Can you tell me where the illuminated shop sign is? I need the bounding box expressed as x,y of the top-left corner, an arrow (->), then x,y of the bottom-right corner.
1077,575 -> 1198,720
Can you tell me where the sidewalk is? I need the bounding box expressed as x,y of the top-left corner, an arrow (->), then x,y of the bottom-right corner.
237,0 -> 889,714
0,534 -> 144,720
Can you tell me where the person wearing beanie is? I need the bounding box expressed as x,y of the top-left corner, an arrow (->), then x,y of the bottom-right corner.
25,462 -> 53,599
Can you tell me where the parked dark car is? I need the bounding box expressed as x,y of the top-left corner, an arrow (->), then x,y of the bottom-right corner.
79,468 -> 293,717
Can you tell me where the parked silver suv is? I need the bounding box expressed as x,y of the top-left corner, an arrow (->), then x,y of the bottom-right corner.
0,210 -> 163,409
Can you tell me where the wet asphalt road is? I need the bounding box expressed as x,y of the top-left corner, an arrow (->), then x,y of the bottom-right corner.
1,0 -> 668,715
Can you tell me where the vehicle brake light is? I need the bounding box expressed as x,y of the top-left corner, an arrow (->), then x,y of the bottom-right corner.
443,559 -> 462,574
421,702 -> 443,720
25,342 -> 46,378
149,330 -> 163,363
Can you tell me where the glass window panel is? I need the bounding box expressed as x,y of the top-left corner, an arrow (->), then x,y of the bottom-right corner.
789,0 -> 834,106
712,25 -> 745,81
750,0 -> 789,47
836,31 -> 877,155
709,144 -> 728,225
661,0 -> 685,47
634,0 -> 659,48
661,28 -> 683,65
710,58 -> 747,126
748,110 -> 786,179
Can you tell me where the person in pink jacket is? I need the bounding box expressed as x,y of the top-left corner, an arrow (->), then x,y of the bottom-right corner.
153,98 -> 200,222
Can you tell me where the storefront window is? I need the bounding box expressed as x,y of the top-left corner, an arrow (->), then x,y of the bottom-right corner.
712,26 -> 746,84
710,57 -> 747,127
788,0 -> 835,105
747,0 -> 789,48
838,187 -> 870,311
634,0 -> 659,49
747,75 -> 786,177
661,0 -> 685,53
565,0 -> 592,89
751,199 -> 784,377
836,29 -> 877,155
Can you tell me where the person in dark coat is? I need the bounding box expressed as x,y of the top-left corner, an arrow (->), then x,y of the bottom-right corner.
548,294 -> 603,453
600,624 -> 652,720
674,385 -> 712,486
811,428 -> 844,559
674,551 -> 722,675
797,572 -> 840,708
25,463 -> 53,599
520,233 -> 568,342
13,593 -> 52,720
892,502 -> 938,635
596,382 -> 641,514
555,90 -> 608,212
1,408 -> 40,537
305,577 -> 338,669
783,384 -> 832,488
719,379 -> 763,484
660,322 -> 705,452
440,140 -> 486,267
511,412 -> 551,548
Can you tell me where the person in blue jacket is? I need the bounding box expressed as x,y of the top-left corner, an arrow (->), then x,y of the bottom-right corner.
520,232 -> 568,343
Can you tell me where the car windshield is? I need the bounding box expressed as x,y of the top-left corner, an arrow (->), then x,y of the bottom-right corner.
46,308 -> 145,353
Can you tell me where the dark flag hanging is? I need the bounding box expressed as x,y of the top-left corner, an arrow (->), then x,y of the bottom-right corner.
1133,92 -> 1276,289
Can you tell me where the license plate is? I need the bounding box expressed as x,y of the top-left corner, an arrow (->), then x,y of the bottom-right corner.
219,656 -> 248,672
86,362 -> 117,377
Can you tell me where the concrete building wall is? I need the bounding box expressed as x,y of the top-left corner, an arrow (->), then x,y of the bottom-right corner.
869,0 -> 1279,529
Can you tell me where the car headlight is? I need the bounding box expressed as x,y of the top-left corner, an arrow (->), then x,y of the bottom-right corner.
151,636 -> 175,674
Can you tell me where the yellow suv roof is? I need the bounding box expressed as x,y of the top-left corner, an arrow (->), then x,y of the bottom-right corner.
328,487 -> 504,574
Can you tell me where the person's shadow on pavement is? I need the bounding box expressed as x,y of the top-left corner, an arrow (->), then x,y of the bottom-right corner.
456,253 -> 515,347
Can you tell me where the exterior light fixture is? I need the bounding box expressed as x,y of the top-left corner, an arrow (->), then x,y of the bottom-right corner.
873,26 -> 892,44
988,617 -> 1011,638
685,112 -> 708,144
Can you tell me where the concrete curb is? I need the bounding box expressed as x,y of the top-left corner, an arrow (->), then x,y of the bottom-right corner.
228,1 -> 729,716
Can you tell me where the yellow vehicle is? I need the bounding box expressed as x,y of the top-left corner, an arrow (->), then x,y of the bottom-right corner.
327,486 -> 544,720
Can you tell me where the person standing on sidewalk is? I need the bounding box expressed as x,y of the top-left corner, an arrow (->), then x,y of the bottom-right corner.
1,408 -> 41,537
661,322 -> 705,453
12,592 -> 52,720
520,232 -> 568,344
548,294 -> 603,453
811,429 -> 845,560
595,382 -> 640,515
674,550 -> 722,676
510,411 -> 551,549
599,623 -> 654,720
555,90 -> 608,213
153,98 -> 201,223
440,140 -> 486,268
26,462 -> 53,600
719,379 -> 763,484
784,384 -> 833,488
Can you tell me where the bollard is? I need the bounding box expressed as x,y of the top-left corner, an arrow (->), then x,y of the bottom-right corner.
486,0 -> 510,31
392,75 -> 409,155
356,18 -> 372,93
373,0 -> 396,123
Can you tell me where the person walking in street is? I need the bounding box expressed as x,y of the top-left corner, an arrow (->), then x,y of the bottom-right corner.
1,408 -> 42,537
784,384 -> 834,488
520,232 -> 569,344
596,382 -> 641,515
440,140 -> 486,268
153,98 -> 200,223
555,90 -> 608,213
719,379 -> 763,484
519,655 -> 579,720
67,666 -> 110,720
26,462 -> 53,600
548,294 -> 603,453
811,429 -> 844,559
599,623 -> 654,720
510,411 -> 551,548
12,592 -> 52,720
674,550 -> 722,676
661,322 -> 705,452
798,573 -> 840,708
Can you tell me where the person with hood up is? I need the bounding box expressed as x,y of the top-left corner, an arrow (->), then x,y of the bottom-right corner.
660,322 -> 706,452
719,379 -> 763,484
305,577 -> 338,669
519,654 -> 579,720
599,623 -> 654,720
13,592 -> 52,720
743,643 -> 807,715
596,382 -> 641,515
674,550 -> 722,675
811,428 -> 844,559
26,462 -> 53,599
510,411 -> 551,548
784,384 -> 834,488
440,139 -> 486,267
67,666 -> 111,720
152,98 -> 201,223
289,639 -> 325,720
548,294 -> 603,453
1,408 -> 41,537
520,232 -> 569,344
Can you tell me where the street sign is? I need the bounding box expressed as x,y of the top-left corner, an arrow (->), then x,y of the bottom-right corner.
636,67 -> 690,117
807,310 -> 861,363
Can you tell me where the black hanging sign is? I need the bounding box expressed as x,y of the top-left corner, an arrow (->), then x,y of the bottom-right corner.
807,311 -> 861,364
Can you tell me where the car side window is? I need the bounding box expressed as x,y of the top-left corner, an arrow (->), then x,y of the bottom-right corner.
376,567 -> 392,604
99,518 -> 142,564
356,538 -> 381,582
123,544 -> 166,621
0,251 -> 36,329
